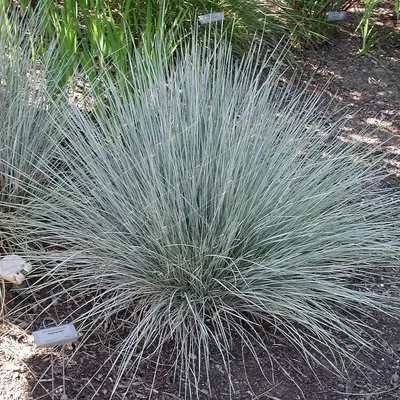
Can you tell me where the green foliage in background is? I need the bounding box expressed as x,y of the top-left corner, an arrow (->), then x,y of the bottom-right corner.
356,0 -> 382,56
0,0 -> 344,88
355,0 -> 399,57
0,0 -> 181,87
275,0 -> 336,46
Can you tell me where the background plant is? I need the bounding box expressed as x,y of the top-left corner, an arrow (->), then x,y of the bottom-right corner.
273,0 -> 336,46
1,0 -> 346,89
9,33 -> 400,398
0,0 -> 185,87
356,0 -> 382,56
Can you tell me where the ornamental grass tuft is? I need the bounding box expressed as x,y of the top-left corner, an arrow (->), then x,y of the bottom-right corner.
0,5 -> 65,252
8,36 -> 400,398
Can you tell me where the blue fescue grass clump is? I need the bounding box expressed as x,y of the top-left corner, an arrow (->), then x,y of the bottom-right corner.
0,6 -> 64,249
0,5 -> 69,320
9,37 -> 400,398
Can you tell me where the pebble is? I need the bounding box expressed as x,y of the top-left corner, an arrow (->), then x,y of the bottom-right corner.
391,371 -> 399,386
19,321 -> 30,329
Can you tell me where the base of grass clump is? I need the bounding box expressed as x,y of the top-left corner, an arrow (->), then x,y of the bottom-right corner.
6,34 -> 400,399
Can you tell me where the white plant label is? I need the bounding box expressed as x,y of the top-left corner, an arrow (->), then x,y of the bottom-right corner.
326,11 -> 347,21
33,323 -> 78,348
0,254 -> 32,284
198,12 -> 224,24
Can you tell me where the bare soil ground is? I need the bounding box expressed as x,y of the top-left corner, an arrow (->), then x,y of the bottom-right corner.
1,4 -> 399,400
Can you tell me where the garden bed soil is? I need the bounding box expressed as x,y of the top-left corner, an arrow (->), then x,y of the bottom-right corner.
1,4 -> 399,400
